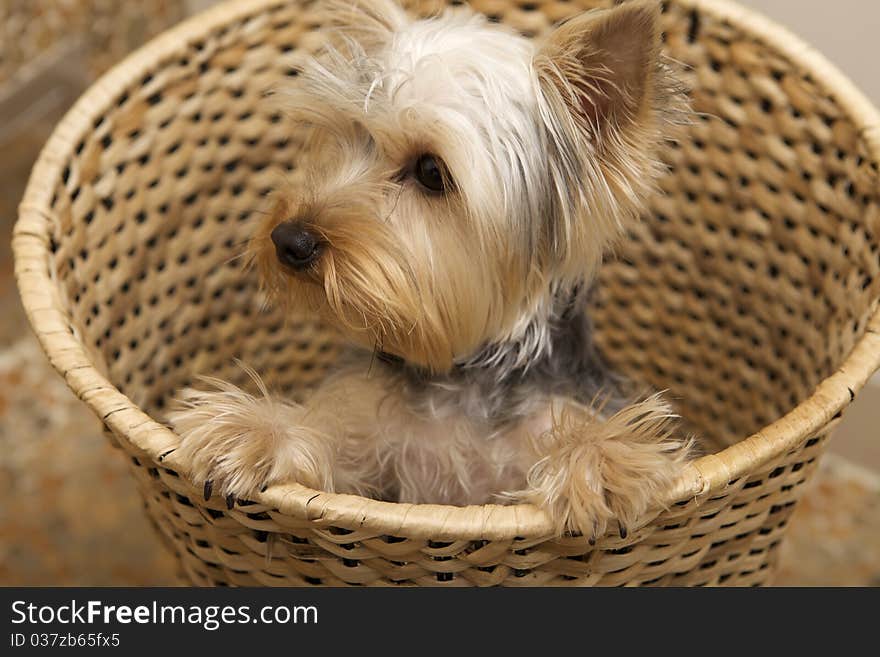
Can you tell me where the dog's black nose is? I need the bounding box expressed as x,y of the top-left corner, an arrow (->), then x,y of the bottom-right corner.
270,222 -> 322,269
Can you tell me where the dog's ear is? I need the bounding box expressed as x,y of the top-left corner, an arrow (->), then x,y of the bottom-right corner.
535,0 -> 663,142
319,0 -> 409,47
534,1 -> 688,284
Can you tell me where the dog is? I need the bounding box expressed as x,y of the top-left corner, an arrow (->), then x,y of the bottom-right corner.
169,0 -> 693,540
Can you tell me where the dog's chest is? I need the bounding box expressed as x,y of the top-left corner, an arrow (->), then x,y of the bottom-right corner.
376,391 -> 555,506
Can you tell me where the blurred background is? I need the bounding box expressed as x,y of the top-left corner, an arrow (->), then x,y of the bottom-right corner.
0,0 -> 878,586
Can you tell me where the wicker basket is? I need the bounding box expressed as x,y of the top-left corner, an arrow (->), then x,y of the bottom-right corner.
13,0 -> 880,586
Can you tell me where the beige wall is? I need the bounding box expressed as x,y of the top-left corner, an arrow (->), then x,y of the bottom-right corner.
737,0 -> 880,104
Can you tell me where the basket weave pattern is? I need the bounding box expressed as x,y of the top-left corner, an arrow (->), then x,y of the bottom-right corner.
14,0 -> 880,586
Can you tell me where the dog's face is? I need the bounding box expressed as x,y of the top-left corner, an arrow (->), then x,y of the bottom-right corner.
252,0 -> 681,372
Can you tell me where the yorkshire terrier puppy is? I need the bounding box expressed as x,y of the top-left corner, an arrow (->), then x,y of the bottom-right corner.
169,0 -> 693,540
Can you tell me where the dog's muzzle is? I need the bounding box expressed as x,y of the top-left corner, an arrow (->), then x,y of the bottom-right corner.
271,222 -> 323,270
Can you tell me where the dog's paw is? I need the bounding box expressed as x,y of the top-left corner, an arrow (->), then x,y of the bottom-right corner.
167,379 -> 335,503
511,395 -> 693,542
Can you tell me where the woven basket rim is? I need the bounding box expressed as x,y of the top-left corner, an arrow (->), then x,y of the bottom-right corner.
13,0 -> 880,540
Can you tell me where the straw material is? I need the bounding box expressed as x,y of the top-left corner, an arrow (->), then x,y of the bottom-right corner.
13,0 -> 880,586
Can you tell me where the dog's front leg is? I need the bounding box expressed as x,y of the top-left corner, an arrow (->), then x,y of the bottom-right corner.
167,370 -> 383,504
509,395 -> 693,541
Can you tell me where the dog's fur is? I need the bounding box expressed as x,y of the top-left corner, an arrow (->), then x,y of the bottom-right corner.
169,0 -> 693,539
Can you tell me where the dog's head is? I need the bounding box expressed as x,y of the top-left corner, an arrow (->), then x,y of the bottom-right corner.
252,0 -> 684,372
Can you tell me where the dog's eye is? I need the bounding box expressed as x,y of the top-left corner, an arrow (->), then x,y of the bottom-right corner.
414,154 -> 447,193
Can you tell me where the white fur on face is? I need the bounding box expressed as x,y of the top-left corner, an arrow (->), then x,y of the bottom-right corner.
289,8 -> 559,254
374,11 -> 546,221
